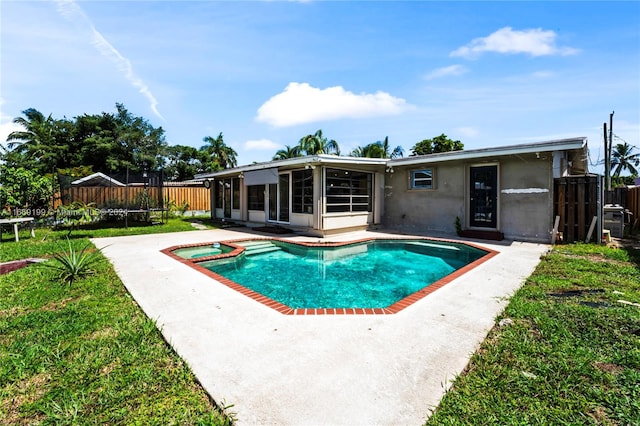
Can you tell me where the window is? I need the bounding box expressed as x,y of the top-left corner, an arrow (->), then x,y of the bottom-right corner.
292,169 -> 313,214
232,177 -> 240,209
215,180 -> 224,208
410,169 -> 434,189
247,185 -> 265,211
325,168 -> 372,213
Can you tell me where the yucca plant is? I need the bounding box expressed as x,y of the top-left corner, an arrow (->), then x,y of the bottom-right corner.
42,238 -> 104,285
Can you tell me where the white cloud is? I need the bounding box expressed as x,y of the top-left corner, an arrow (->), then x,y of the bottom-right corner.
424,65 -> 468,80
256,82 -> 409,127
243,139 -> 281,150
451,27 -> 579,59
0,98 -> 22,148
54,0 -> 163,119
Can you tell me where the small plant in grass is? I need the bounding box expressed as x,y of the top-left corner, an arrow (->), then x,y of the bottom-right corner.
42,238 -> 104,285
53,201 -> 100,237
165,198 -> 190,217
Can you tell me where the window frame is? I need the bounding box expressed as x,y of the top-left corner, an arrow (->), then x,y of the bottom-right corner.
325,168 -> 372,213
409,168 -> 434,190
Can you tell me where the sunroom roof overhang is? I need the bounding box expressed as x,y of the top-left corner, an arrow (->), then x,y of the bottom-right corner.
196,155 -> 388,180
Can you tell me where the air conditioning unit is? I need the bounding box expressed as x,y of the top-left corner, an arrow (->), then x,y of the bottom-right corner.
603,204 -> 624,238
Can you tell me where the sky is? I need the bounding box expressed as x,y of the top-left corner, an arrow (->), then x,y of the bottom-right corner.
1,1 -> 639,174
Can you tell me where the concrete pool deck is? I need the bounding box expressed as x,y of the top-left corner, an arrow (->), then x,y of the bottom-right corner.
92,228 -> 549,425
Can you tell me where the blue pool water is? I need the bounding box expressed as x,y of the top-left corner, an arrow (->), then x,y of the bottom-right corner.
201,240 -> 487,309
173,243 -> 233,259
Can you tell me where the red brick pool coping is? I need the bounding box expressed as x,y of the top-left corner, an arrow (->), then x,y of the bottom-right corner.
161,237 -> 499,315
0,258 -> 45,275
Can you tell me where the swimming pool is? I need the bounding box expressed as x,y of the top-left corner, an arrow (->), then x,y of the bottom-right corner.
163,238 -> 496,314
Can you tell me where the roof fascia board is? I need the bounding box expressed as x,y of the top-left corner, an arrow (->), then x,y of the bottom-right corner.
388,137 -> 587,167
194,137 -> 587,178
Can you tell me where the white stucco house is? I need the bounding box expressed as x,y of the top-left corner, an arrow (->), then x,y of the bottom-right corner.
196,137 -> 589,243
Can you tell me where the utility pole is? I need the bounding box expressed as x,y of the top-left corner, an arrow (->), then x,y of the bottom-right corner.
603,111 -> 614,192
604,122 -> 609,191
608,111 -> 614,191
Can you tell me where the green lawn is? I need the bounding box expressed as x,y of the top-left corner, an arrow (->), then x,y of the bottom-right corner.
3,221 -> 639,424
0,216 -> 217,262
1,218 -> 232,424
427,243 -> 640,425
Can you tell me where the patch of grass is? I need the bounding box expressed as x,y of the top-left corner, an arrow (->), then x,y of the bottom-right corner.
427,243 -> 640,425
40,238 -> 104,285
1,217 -> 216,262
0,231 -> 230,424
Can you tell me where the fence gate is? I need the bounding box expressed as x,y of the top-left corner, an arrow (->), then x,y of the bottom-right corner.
554,175 -> 601,243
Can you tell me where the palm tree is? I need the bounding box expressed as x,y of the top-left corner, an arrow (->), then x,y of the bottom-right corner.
611,142 -> 640,177
298,129 -> 340,155
350,143 -> 384,158
350,137 -> 404,159
379,136 -> 404,159
6,108 -> 61,172
273,145 -> 301,161
200,132 -> 238,170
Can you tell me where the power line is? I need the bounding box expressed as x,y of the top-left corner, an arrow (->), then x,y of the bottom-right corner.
612,132 -> 640,151
586,146 -> 605,167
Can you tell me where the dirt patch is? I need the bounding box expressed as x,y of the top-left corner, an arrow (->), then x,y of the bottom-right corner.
593,361 -> 624,375
555,251 -> 629,266
100,357 -> 121,376
588,406 -> 615,426
1,372 -> 50,424
608,235 -> 640,250
0,306 -> 27,319
41,297 -> 78,312
89,327 -> 119,340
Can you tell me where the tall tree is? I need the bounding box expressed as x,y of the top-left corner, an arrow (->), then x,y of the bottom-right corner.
350,143 -> 384,158
380,136 -> 404,159
112,103 -> 167,172
298,129 -> 340,155
611,142 -> 640,177
5,104 -> 168,175
200,132 -> 238,170
163,145 -> 208,181
6,108 -> 66,173
273,145 -> 302,160
410,134 -> 463,156
350,137 -> 404,159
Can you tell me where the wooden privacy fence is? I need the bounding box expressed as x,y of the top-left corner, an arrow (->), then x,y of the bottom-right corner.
61,185 -> 210,211
164,186 -> 210,211
626,186 -> 640,229
554,176 -> 601,243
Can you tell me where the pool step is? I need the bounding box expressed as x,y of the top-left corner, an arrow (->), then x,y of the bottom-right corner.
405,242 -> 460,251
237,240 -> 282,256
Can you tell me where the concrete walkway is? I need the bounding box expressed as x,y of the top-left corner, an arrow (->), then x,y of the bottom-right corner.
92,229 -> 548,425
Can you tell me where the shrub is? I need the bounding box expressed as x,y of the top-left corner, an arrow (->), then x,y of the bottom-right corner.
42,238 -> 104,285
